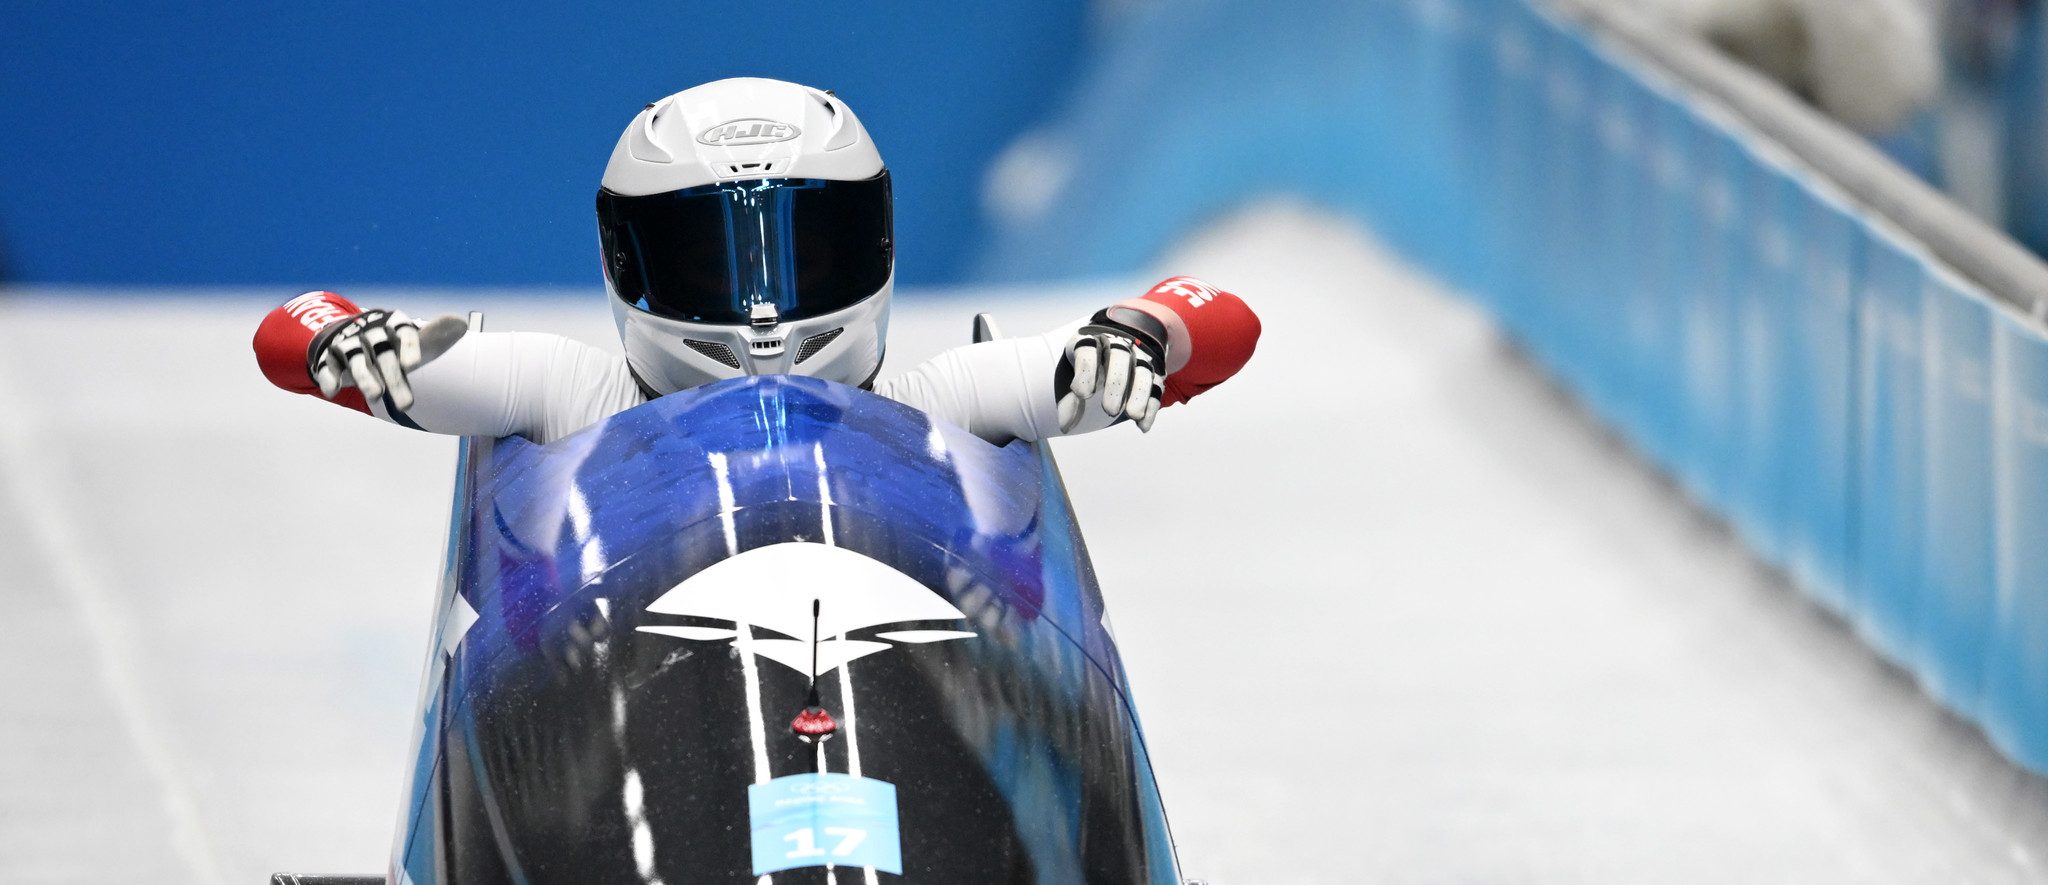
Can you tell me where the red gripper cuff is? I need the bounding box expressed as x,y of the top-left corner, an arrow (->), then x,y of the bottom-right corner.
1136,277 -> 1261,406
252,291 -> 368,410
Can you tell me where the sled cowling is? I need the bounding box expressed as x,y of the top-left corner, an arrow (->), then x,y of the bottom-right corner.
381,374 -> 1181,884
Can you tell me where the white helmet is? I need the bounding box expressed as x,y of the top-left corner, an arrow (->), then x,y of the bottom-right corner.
597,78 -> 893,395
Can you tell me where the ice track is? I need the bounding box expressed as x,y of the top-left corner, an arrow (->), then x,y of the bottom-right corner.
3,203 -> 2046,883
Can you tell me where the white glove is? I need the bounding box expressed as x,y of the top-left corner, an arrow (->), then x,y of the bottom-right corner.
309,309 -> 468,412
1057,306 -> 1169,433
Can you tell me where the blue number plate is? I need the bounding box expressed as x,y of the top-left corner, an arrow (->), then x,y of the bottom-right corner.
748,772 -> 903,875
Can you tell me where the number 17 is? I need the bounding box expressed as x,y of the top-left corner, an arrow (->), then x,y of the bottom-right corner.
784,826 -> 868,859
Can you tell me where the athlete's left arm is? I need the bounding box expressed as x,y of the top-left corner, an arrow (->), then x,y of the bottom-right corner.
875,277 -> 1260,444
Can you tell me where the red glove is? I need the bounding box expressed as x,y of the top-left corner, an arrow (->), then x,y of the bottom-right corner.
1123,276 -> 1261,406
253,291 -> 467,414
1056,276 -> 1260,434
253,291 -> 370,412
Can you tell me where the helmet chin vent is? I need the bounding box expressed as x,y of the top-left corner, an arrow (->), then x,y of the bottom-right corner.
749,338 -> 786,356
794,328 -> 844,364
682,339 -> 741,368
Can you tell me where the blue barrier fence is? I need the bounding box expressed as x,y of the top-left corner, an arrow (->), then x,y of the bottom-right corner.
1446,0 -> 2048,774
1450,0 -> 2048,773
982,0 -> 2048,775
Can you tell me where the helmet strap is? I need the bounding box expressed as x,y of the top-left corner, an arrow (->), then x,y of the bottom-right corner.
858,354 -> 883,391
628,365 -> 664,402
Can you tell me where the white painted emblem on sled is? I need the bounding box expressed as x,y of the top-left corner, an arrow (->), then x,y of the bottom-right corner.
637,541 -> 975,675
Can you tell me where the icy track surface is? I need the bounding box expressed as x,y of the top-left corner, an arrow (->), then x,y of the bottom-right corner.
3,203 -> 2047,884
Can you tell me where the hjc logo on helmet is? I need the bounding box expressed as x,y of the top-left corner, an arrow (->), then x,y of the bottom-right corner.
698,118 -> 802,146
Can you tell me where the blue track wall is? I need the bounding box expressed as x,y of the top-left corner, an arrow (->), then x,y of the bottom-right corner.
986,0 -> 2048,776
0,2 -> 1086,288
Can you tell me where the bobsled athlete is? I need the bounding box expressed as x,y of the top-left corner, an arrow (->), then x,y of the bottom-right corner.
253,77 -> 1259,445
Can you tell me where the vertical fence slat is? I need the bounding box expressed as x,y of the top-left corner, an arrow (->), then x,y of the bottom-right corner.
1781,183 -> 1865,615
1639,91 -> 1698,475
1919,272 -> 1997,720
1729,144 -> 1800,563
1987,317 -> 2048,772
1852,229 -> 1930,662
1687,121 -> 1746,513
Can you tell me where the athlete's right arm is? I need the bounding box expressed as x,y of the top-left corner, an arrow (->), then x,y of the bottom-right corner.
252,291 -> 642,443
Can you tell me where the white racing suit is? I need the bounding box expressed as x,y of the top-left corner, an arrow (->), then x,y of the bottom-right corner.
253,279 -> 1262,446
357,322 -> 1088,445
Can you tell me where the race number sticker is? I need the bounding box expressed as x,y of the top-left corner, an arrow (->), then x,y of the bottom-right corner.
748,773 -> 902,875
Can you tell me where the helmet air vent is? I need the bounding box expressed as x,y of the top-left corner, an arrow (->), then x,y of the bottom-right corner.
749,338 -> 786,356
718,159 -> 786,178
814,89 -> 857,151
794,328 -> 843,364
628,99 -> 675,163
682,339 -> 740,368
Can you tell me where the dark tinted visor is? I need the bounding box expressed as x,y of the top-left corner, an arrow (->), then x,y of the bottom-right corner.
597,172 -> 893,324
